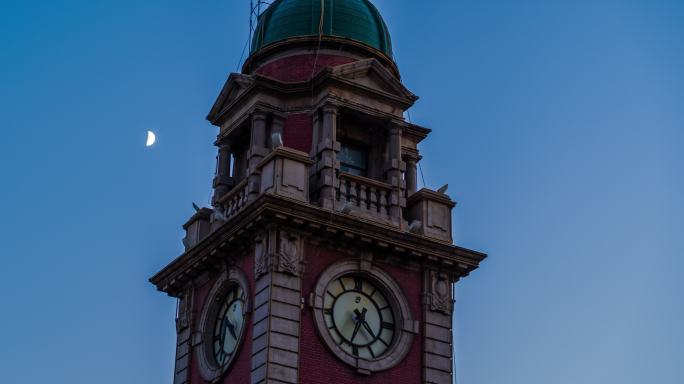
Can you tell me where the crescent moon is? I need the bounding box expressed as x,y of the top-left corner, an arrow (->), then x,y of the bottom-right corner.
146,131 -> 156,147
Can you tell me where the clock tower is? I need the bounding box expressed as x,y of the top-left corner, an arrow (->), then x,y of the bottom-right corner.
150,1 -> 486,383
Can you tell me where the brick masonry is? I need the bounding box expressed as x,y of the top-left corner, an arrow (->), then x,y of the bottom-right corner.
255,54 -> 356,83
282,113 -> 313,154
299,243 -> 423,384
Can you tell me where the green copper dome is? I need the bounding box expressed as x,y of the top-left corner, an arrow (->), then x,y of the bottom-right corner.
251,0 -> 393,57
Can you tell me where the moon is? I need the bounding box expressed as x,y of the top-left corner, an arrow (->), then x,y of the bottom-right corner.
146,131 -> 156,147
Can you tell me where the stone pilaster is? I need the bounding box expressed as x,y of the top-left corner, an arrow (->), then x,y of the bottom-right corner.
173,289 -> 193,384
248,111 -> 269,201
212,141 -> 233,205
422,270 -> 455,384
251,228 -> 303,384
317,104 -> 338,209
387,125 -> 405,225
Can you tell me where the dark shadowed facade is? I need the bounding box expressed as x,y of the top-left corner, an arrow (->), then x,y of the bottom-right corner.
150,1 -> 486,383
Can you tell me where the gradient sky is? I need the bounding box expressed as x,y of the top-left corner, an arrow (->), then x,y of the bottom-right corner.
1,1 -> 682,383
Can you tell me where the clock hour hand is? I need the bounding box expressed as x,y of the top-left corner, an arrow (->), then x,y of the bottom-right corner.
350,317 -> 362,342
350,308 -> 368,342
225,317 -> 238,340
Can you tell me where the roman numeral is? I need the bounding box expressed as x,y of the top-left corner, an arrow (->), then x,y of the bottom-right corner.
369,287 -> 377,298
354,277 -> 363,291
352,345 -> 359,356
382,321 -> 394,330
368,346 -> 376,358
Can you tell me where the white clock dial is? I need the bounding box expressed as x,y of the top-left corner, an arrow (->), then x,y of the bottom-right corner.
212,285 -> 245,366
323,276 -> 395,359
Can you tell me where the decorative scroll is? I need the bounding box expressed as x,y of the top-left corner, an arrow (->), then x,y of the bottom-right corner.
277,232 -> 300,276
429,271 -> 452,315
254,236 -> 270,280
176,289 -> 193,331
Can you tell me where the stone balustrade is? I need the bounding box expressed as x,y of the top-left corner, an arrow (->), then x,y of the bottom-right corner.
217,178 -> 249,220
335,172 -> 395,224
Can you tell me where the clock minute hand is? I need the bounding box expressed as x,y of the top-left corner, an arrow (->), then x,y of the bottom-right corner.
350,319 -> 362,342
226,318 -> 238,340
360,319 -> 375,338
350,308 -> 367,342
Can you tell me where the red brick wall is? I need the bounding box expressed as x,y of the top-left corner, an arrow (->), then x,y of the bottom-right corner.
255,54 -> 356,83
299,243 -> 424,384
189,252 -> 254,384
283,113 -> 313,153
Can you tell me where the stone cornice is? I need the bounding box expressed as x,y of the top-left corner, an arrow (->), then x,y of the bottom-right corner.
150,194 -> 486,297
242,36 -> 400,79
208,60 -> 417,127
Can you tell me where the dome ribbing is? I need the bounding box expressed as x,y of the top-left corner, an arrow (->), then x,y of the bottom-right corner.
251,0 -> 393,57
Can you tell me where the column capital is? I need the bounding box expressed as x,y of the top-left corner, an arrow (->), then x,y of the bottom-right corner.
251,110 -> 268,122
321,103 -> 339,115
388,124 -> 402,135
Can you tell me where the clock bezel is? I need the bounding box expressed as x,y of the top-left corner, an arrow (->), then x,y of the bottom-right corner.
312,259 -> 417,373
196,267 -> 250,382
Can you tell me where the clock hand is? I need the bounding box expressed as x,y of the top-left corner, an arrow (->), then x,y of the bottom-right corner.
350,307 -> 368,343
218,317 -> 228,348
360,320 -> 375,339
226,317 -> 238,340
350,314 -> 362,342
353,308 -> 362,319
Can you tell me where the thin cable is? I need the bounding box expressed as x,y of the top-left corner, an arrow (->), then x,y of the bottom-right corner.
309,0 -> 325,109
418,160 -> 427,189
452,283 -> 458,384
235,37 -> 250,72
309,0 -> 325,82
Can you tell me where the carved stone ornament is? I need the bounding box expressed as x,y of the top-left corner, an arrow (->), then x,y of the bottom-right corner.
175,289 -> 193,332
277,232 -> 300,275
254,235 -> 270,279
429,271 -> 452,315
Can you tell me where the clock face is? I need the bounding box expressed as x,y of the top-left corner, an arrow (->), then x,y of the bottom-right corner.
323,275 -> 395,359
212,285 -> 246,366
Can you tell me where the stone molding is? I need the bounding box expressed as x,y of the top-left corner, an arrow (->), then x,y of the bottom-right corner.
427,271 -> 453,315
255,229 -> 303,280
176,289 -> 193,332
195,267 -> 251,382
311,259 -> 418,374
422,268 -> 455,384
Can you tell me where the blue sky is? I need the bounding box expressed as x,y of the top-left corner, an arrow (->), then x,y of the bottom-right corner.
0,0 -> 682,383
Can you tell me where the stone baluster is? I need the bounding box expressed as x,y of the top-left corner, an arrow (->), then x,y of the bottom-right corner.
348,180 -> 358,207
358,184 -> 368,210
338,178 -> 348,206
378,190 -> 389,219
369,186 -> 379,216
